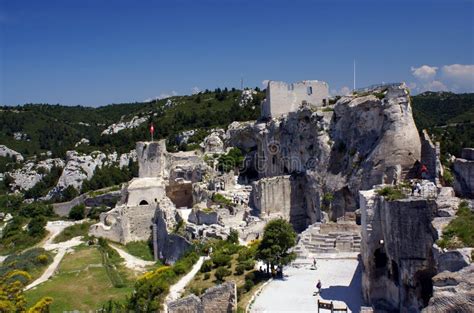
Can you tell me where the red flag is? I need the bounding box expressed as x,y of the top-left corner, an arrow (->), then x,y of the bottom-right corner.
150,124 -> 154,134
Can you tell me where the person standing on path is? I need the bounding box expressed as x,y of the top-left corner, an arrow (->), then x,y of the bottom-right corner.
316,280 -> 322,294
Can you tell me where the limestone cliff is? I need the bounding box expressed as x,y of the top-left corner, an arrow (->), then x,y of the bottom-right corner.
231,83 -> 421,227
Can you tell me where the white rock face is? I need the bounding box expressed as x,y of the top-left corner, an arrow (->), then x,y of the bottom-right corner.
9,158 -> 65,191
176,130 -> 196,145
74,138 -> 90,147
239,89 -> 257,107
46,149 -> 137,198
201,131 -> 224,154
0,145 -> 24,162
101,115 -> 148,135
13,132 -> 29,141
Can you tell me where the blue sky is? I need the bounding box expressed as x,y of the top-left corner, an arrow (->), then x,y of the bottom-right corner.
1,0 -> 473,106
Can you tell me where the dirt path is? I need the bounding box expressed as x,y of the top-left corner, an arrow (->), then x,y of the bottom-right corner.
110,244 -> 155,271
163,256 -> 208,311
24,221 -> 85,291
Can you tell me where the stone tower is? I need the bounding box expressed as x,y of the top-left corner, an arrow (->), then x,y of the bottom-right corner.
136,140 -> 167,178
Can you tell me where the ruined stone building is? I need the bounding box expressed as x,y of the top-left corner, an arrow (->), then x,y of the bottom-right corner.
261,80 -> 329,118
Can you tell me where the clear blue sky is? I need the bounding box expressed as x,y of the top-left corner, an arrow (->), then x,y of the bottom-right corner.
1,0 -> 473,106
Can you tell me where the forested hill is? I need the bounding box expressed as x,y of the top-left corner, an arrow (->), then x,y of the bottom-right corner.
0,90 -> 472,160
0,88 -> 264,158
411,92 -> 474,159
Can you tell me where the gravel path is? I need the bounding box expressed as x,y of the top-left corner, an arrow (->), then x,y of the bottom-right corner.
163,256 -> 208,310
24,220 -> 85,291
110,244 -> 155,271
250,259 -> 363,313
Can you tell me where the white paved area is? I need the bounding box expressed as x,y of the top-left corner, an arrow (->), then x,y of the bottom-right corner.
110,244 -> 155,271
251,259 -> 363,313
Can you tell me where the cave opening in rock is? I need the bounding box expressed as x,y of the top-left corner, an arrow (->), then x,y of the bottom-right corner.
139,200 -> 149,205
374,247 -> 388,278
414,269 -> 434,307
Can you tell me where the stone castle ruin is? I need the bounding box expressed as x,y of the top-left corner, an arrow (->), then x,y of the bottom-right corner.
261,80 -> 329,118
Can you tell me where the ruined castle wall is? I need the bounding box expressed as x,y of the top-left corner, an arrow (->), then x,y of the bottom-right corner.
262,80 -> 329,118
137,140 -> 167,178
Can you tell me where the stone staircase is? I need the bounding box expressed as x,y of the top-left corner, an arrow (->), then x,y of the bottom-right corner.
294,223 -> 361,256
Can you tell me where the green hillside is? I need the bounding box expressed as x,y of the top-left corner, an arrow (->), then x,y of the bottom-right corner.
0,88 -> 263,157
411,92 -> 474,159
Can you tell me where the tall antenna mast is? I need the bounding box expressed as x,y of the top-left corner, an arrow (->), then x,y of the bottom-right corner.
353,60 -> 356,91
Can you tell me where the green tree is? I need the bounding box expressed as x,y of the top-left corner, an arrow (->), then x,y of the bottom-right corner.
69,204 -> 85,220
256,219 -> 297,273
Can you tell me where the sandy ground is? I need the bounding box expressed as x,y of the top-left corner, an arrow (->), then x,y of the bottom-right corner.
250,259 -> 363,313
163,256 -> 209,311
110,244 -> 155,271
24,220 -> 85,290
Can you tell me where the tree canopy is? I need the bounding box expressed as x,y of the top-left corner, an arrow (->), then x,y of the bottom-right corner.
256,219 -> 297,269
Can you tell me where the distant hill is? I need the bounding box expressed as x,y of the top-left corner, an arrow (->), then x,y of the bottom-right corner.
0,88 -> 264,158
411,92 -> 474,159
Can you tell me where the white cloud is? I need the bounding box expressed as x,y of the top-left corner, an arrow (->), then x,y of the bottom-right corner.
424,80 -> 447,92
440,64 -> 474,92
410,65 -> 438,81
409,64 -> 473,93
191,86 -> 201,95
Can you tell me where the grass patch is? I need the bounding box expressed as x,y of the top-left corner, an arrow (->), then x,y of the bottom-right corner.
53,222 -> 92,243
25,246 -> 134,312
376,186 -> 406,201
438,201 -> 474,249
123,241 -> 154,261
0,248 -> 53,282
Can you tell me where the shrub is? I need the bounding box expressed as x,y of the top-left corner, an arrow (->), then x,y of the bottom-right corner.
214,267 -> 231,281
235,264 -> 245,275
211,252 -> 232,268
203,272 -> 210,280
438,201 -> 474,249
227,229 -> 239,244
244,279 -> 254,291
242,259 -> 255,271
36,254 -> 49,265
200,260 -> 213,273
68,204 -> 86,220
443,168 -> 454,186
376,186 -> 405,201
28,216 -> 47,237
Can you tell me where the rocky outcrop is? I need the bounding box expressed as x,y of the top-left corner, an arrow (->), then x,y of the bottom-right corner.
9,158 -> 64,192
101,115 -> 148,135
453,148 -> 474,198
201,132 -> 224,154
0,145 -> 24,162
423,264 -> 474,312
168,282 -> 237,313
233,83 -> 421,228
360,189 -> 438,312
46,149 -> 136,198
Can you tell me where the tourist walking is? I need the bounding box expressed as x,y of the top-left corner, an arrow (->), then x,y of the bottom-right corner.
316,280 -> 322,294
312,258 -> 317,269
